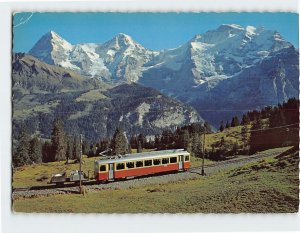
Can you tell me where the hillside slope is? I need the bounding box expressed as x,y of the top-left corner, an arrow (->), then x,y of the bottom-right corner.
12,54 -> 203,141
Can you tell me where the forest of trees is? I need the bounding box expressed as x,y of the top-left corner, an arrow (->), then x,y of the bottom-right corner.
12,98 -> 299,167
248,98 -> 299,153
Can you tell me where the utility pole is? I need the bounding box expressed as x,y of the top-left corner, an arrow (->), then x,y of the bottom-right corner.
201,125 -> 206,176
79,134 -> 83,194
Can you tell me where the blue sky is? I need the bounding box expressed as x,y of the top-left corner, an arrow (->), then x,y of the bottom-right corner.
13,12 -> 299,52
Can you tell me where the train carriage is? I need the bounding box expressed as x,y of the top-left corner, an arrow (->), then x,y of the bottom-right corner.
94,149 -> 190,182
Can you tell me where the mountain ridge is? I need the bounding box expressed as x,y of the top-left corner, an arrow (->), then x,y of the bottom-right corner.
12,53 -> 203,140
27,24 -> 299,126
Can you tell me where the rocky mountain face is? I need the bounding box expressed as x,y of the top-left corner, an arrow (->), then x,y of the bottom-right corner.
28,24 -> 299,126
12,54 -> 202,140
29,32 -> 156,84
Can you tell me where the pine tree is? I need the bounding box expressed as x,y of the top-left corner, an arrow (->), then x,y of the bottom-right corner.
161,129 -> 173,149
130,135 -> 138,149
13,125 -> 31,167
51,118 -> 66,161
72,136 -> 80,161
181,129 -> 190,150
154,135 -> 161,149
190,133 -> 202,157
137,141 -> 142,153
241,125 -> 248,150
219,121 -> 225,132
111,128 -> 128,155
241,114 -> 250,125
249,115 -> 263,153
82,140 -> 90,155
138,133 -> 146,149
231,116 -> 240,127
29,136 -> 42,164
225,121 -> 230,128
128,144 -> 132,153
42,141 -> 53,162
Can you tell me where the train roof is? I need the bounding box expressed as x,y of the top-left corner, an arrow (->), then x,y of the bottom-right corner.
95,149 -> 189,164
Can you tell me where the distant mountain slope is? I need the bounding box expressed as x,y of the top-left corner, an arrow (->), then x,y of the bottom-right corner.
12,53 -> 109,94
12,54 -> 203,140
27,24 -> 299,126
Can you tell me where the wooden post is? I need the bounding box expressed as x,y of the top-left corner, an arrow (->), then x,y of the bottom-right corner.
201,126 -> 206,176
79,134 -> 83,194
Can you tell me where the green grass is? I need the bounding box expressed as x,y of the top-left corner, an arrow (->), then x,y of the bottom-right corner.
13,155 -> 96,188
205,125 -> 250,150
13,147 -> 299,213
75,89 -> 108,102
190,156 -> 215,167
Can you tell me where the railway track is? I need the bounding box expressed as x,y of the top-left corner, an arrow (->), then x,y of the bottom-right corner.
12,148 -> 287,199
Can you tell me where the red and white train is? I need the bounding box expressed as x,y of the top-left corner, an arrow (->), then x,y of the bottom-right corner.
94,149 -> 190,181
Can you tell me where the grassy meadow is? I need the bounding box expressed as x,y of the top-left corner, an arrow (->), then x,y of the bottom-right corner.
13,146 -> 299,213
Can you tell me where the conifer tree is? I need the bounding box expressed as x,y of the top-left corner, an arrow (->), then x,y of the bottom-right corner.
154,135 -> 161,149
51,118 -> 66,161
181,129 -> 190,150
225,121 -> 230,128
219,121 -> 225,132
231,116 -> 240,127
111,128 -> 128,155
130,135 -> 138,149
13,125 -> 31,167
241,125 -> 248,150
137,141 -> 142,153
30,136 -> 42,164
42,141 -> 53,162
72,136 -> 80,161
190,133 -> 202,157
138,133 -> 146,149
241,114 -> 250,125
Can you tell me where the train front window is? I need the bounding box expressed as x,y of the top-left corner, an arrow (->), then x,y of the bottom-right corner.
170,157 -> 177,163
144,160 -> 152,166
153,159 -> 161,165
185,155 -> 190,161
136,161 -> 143,167
116,163 -> 125,170
162,158 -> 169,164
126,162 -> 134,169
100,165 -> 107,172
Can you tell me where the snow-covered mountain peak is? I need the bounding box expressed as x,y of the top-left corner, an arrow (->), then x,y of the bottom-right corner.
41,31 -> 73,50
218,24 -> 244,31
29,31 -> 72,65
245,26 -> 256,35
28,25 -> 295,88
103,32 -> 140,50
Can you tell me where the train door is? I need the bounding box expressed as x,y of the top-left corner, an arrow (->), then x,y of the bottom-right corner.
108,163 -> 114,180
178,155 -> 184,170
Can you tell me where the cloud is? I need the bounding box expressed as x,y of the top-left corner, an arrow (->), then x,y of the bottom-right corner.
14,13 -> 34,28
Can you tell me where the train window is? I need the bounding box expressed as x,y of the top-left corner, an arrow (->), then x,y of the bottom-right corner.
170,157 -> 177,163
144,160 -> 152,166
116,163 -> 125,170
185,155 -> 190,161
136,161 -> 143,167
126,162 -> 134,169
153,159 -> 161,165
162,158 -> 169,164
100,165 -> 107,172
